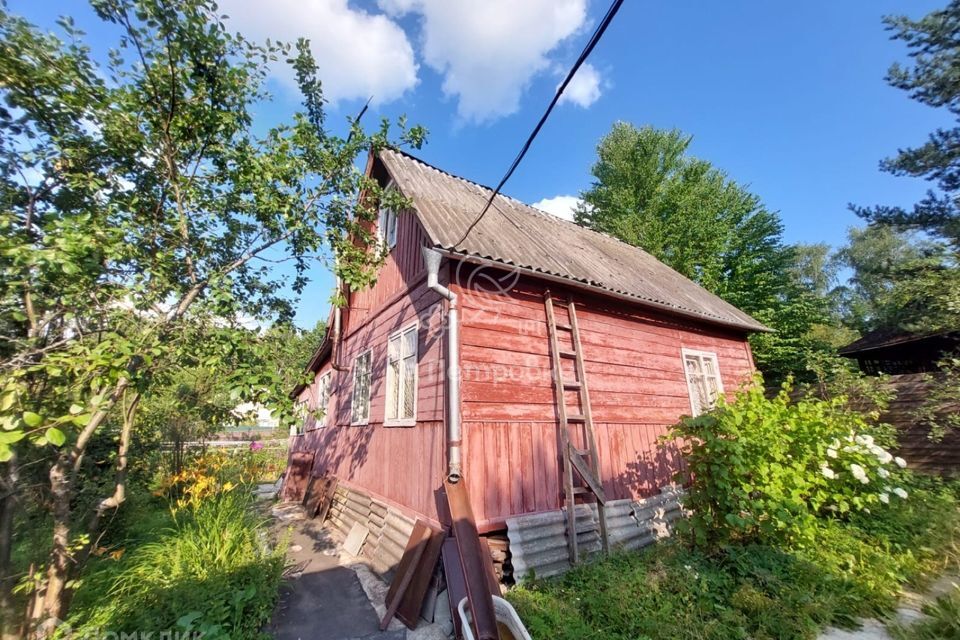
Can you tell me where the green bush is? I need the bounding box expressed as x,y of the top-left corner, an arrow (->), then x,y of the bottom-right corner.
67,490 -> 285,639
508,481 -> 960,640
669,378 -> 910,548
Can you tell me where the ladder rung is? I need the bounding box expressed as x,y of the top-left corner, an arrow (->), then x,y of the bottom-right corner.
555,323 -> 572,331
558,349 -> 577,359
562,381 -> 582,390
567,414 -> 586,422
570,447 -> 589,457
571,487 -> 589,495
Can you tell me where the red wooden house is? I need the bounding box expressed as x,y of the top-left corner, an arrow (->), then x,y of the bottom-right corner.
288,149 -> 766,577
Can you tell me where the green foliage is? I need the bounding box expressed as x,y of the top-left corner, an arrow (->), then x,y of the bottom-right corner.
894,586 -> 960,640
668,378 -> 909,548
850,1 -> 960,334
66,489 -> 285,639
576,122 -> 826,382
508,481 -> 960,640
913,356 -> 960,441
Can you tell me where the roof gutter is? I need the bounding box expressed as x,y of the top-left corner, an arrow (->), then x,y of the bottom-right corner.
432,247 -> 772,334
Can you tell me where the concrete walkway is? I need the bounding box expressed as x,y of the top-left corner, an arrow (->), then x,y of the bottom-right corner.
819,573 -> 959,640
266,511 -> 405,640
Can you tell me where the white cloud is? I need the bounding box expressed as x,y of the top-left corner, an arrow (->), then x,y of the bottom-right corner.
380,0 -> 588,122
533,195 -> 582,221
219,0 -> 418,105
558,62 -> 603,108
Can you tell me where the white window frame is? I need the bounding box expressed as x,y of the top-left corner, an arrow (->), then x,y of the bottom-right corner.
350,350 -> 373,426
311,371 -> 332,429
293,399 -> 308,436
384,322 -> 419,427
377,182 -> 398,250
681,348 -> 724,417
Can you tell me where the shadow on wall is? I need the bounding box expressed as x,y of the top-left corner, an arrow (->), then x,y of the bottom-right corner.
616,435 -> 687,499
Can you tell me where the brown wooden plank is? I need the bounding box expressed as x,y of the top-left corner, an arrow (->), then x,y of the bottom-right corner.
396,526 -> 447,629
382,520 -> 433,630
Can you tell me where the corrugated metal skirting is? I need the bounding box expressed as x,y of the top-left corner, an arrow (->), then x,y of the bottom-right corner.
327,484 -> 416,578
507,485 -> 685,581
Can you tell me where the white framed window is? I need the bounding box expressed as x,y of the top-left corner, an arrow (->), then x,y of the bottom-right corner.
682,349 -> 723,416
313,371 -> 332,428
377,183 -> 398,249
293,400 -> 309,436
350,350 -> 372,425
385,323 -> 418,426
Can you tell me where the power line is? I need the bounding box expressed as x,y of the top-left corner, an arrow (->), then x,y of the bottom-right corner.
455,0 -> 626,247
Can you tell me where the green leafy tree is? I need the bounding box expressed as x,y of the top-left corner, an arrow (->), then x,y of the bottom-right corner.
0,0 -> 423,632
577,123 -> 823,381
851,1 -> 960,332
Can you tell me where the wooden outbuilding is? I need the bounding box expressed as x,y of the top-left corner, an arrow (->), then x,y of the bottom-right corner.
287,149 -> 767,574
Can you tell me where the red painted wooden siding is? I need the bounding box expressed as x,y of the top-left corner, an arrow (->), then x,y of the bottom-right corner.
453,264 -> 756,527
291,214 -> 449,523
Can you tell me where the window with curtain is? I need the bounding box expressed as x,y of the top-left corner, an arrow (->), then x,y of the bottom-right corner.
377,183 -> 398,249
385,324 -> 418,425
315,371 -> 331,427
682,349 -> 723,416
350,351 -> 372,425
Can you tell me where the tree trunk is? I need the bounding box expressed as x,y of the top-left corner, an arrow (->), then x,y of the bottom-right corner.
79,393 -> 140,569
0,452 -> 19,640
34,377 -> 129,638
38,457 -> 70,633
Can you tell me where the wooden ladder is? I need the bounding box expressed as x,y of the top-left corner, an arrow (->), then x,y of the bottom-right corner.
544,290 -> 609,564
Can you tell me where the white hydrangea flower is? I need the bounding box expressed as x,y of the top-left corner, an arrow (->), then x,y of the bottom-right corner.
873,448 -> 893,464
877,467 -> 890,479
821,465 -> 836,480
827,448 -> 838,459
879,493 -> 889,504
850,463 -> 869,484
894,456 -> 907,468
893,487 -> 908,499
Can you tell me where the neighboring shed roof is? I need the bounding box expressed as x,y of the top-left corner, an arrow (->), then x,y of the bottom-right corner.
379,149 -> 769,333
838,327 -> 959,356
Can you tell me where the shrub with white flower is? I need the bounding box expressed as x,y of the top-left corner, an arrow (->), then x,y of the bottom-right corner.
669,375 -> 911,549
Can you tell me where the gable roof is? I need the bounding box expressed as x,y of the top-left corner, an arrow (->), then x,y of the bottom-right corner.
379,148 -> 769,333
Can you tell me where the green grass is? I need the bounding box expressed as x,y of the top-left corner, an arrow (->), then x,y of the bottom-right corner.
507,480 -> 960,640
66,489 -> 286,640
894,586 -> 960,640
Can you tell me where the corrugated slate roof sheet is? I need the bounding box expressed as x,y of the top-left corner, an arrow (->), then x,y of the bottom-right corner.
380,149 -> 769,333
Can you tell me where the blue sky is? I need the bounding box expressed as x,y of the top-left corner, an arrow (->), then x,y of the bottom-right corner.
12,1 -> 948,329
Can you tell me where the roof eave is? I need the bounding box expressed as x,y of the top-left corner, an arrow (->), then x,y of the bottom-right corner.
435,248 -> 772,334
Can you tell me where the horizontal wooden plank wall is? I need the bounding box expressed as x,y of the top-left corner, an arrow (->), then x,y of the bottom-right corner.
880,374 -> 960,475
291,419 -> 446,522
454,265 -> 756,526
290,214 -> 449,523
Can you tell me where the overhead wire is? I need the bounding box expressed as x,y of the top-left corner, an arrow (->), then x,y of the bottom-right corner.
454,0 -> 626,247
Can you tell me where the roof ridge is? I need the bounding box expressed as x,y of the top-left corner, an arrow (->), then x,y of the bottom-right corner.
383,148 -> 654,256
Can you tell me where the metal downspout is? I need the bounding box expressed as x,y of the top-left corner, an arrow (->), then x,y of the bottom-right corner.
421,247 -> 462,483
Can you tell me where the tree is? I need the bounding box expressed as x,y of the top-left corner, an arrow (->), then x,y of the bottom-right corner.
0,0 -> 423,633
852,1 -> 960,332
577,122 -> 823,381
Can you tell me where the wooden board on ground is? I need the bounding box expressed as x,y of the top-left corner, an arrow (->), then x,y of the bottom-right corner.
381,520 -> 434,630
316,476 -> 338,523
344,522 -> 370,556
395,525 -> 447,629
302,476 -> 323,517
282,451 -> 314,502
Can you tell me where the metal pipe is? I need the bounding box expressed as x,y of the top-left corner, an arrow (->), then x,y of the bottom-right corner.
422,247 -> 462,483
